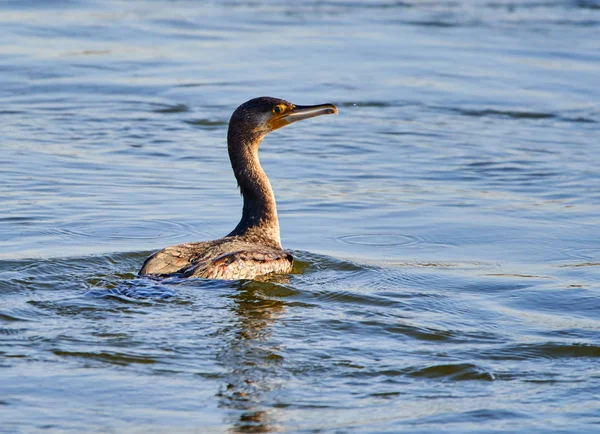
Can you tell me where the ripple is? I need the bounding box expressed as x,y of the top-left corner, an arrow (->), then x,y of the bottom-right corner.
406,363 -> 495,381
311,289 -> 401,308
405,20 -> 468,28
566,116 -> 597,123
484,273 -> 551,279
337,233 -> 452,249
0,312 -> 29,322
237,280 -> 301,298
0,327 -> 23,336
480,343 -> 600,361
53,350 -> 157,366
557,262 -> 600,268
88,285 -> 176,302
380,323 -> 499,343
455,108 -> 556,120
0,307 -> 44,322
382,260 -> 483,269
47,219 -> 207,242
562,248 -> 600,261
151,103 -> 189,114
451,107 -> 598,124
293,250 -> 366,272
86,274 -> 213,301
184,119 -> 228,128
345,363 -> 495,382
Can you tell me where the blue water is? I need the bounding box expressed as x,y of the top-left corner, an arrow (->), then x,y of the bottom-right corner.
1,1 -> 600,432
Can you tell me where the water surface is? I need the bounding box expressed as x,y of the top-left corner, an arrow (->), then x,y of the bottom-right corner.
1,0 -> 600,432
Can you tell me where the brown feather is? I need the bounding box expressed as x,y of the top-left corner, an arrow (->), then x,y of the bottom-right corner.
139,236 -> 293,280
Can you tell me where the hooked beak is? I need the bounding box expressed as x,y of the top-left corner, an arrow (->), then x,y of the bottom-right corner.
270,103 -> 338,130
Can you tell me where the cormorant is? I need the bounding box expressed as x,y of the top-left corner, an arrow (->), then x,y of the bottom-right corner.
139,96 -> 337,280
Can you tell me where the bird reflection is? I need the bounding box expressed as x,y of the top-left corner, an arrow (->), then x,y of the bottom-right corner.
217,277 -> 290,433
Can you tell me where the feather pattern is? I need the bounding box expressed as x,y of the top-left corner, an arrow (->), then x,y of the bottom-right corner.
139,236 -> 293,280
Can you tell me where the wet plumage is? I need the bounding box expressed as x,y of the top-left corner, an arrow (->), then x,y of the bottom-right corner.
139,97 -> 337,280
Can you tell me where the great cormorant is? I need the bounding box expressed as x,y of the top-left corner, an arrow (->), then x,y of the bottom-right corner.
139,97 -> 337,280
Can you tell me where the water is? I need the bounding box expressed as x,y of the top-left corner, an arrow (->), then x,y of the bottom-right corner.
1,0 -> 600,432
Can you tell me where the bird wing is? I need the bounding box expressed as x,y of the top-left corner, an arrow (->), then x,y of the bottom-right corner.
138,242 -> 210,277
187,248 -> 293,280
139,242 -> 293,280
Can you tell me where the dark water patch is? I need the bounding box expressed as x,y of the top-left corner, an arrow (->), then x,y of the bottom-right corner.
479,342 -> 600,361
89,274 -> 225,301
53,350 -> 157,366
576,0 -> 600,9
27,298 -> 141,317
449,106 -> 599,124
0,327 -> 25,336
151,103 -> 189,114
380,261 -> 477,269
369,391 -> 403,399
536,328 -> 600,341
557,262 -> 600,268
0,311 -> 33,323
484,273 -> 552,279
406,363 -> 495,381
340,362 -> 495,382
0,215 -> 47,225
405,19 -> 471,28
565,115 -> 597,123
88,285 -> 177,302
455,108 -> 556,120
486,2 -> 567,10
548,18 -> 600,27
184,118 -> 228,128
299,1 -> 415,11
235,280 -> 301,299
380,322 -> 501,343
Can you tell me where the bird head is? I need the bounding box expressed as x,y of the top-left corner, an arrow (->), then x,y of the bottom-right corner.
228,96 -> 338,139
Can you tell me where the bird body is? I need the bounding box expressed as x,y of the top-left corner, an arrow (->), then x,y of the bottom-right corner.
139,237 -> 293,280
139,97 -> 337,280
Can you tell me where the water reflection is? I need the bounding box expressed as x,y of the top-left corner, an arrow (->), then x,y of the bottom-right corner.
217,279 -> 288,433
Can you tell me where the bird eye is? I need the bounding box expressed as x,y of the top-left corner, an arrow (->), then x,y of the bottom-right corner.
273,105 -> 284,115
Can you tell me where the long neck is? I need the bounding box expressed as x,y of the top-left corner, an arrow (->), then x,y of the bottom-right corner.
226,131 -> 281,247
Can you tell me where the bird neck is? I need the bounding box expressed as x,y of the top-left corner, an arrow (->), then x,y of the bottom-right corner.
227,132 -> 282,247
